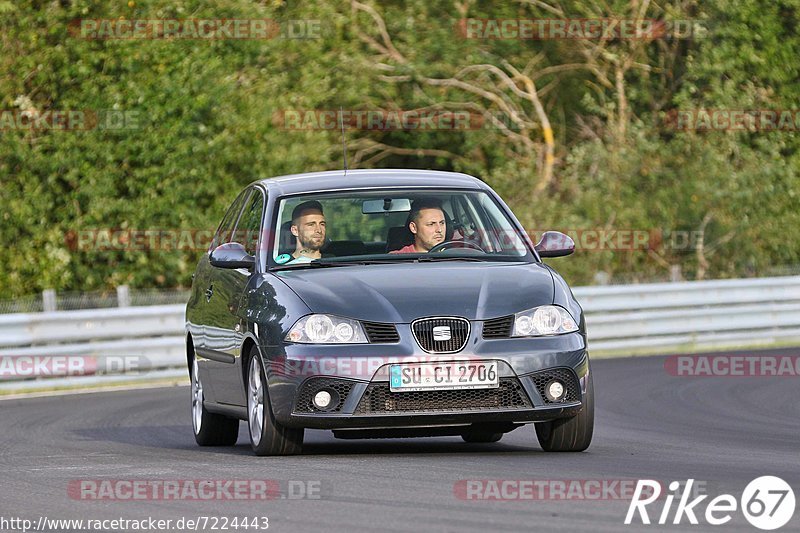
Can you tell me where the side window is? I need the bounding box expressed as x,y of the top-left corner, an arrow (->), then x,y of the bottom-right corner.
232,189 -> 265,256
476,194 -> 527,255
210,190 -> 248,252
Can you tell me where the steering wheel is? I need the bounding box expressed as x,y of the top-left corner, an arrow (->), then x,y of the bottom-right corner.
429,240 -> 486,254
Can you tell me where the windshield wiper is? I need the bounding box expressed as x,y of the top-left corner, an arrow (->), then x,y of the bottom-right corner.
273,255 -> 501,271
415,255 -> 490,262
314,259 -> 403,266
271,261 -> 349,271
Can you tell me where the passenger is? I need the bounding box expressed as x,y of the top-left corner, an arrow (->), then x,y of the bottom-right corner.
391,198 -> 446,253
288,200 -> 326,263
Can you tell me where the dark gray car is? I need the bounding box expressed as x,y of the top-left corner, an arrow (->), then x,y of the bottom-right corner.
186,169 -> 593,455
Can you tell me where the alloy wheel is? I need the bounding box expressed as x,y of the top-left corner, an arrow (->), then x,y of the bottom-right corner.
248,356 -> 265,446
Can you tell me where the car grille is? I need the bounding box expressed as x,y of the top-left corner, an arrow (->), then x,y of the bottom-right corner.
528,368 -> 581,404
482,315 -> 514,338
354,377 -> 531,414
294,377 -> 356,413
411,317 -> 470,353
362,321 -> 400,343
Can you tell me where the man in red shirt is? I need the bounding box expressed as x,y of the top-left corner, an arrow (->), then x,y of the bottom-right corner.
391,199 -> 446,253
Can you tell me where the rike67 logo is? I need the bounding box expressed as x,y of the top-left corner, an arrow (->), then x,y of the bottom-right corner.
626,477 -> 795,530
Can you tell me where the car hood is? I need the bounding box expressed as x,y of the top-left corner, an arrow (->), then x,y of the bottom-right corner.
274,262 -> 555,323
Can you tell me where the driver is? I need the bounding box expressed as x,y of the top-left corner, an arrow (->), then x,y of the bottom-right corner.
391,198 -> 446,253
288,200 -> 327,263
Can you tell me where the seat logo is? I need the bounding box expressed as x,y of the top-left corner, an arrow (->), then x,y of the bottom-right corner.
433,326 -> 452,341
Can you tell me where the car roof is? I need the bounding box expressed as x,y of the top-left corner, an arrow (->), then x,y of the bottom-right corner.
254,169 -> 489,196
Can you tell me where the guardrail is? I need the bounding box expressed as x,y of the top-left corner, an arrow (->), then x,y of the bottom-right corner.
578,276 -> 800,353
0,305 -> 186,381
2,276 -> 799,383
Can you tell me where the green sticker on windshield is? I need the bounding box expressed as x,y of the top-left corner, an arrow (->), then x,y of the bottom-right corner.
275,254 -> 292,264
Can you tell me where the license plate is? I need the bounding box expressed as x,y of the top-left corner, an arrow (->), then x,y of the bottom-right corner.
389,361 -> 499,392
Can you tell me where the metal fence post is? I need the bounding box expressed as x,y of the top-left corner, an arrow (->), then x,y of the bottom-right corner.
117,285 -> 131,308
42,289 -> 57,312
670,265 -> 683,282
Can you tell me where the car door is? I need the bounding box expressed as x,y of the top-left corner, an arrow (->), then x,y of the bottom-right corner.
193,189 -> 248,403
205,187 -> 265,406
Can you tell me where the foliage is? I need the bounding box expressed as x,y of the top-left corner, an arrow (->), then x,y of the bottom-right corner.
1,0 -> 798,295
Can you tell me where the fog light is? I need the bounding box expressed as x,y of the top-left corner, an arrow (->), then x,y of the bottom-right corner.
545,380 -> 565,402
313,390 -> 333,409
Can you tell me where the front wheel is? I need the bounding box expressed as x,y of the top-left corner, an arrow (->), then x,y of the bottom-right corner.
247,349 -> 304,456
191,357 -> 239,446
535,370 -> 594,452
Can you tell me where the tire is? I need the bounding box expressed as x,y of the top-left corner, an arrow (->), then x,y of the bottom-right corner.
246,348 -> 304,456
535,370 -> 594,452
461,427 -> 503,443
191,356 -> 239,446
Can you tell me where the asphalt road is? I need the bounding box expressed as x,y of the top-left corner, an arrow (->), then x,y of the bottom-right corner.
1,354 -> 798,532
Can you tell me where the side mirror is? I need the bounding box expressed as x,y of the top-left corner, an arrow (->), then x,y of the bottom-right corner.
210,242 -> 255,269
534,231 -> 575,258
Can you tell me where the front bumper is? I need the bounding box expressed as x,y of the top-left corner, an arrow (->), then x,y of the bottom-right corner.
263,330 -> 589,429
288,405 -> 584,430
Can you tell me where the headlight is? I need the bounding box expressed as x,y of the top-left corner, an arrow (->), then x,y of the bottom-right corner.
511,305 -> 578,337
285,314 -> 368,344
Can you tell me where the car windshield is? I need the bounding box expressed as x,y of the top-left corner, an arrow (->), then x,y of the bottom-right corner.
268,189 -> 534,269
